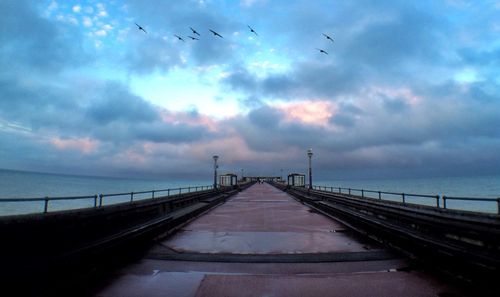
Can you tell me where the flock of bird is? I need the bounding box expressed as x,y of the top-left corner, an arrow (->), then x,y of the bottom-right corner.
134,23 -> 333,55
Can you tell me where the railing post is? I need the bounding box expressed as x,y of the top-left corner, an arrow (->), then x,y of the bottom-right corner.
378,191 -> 381,200
402,193 -> 405,204
348,188 -> 351,195
94,194 -> 98,207
99,194 -> 103,207
152,190 -> 155,199
179,188 -> 182,194
497,198 -> 500,215
130,192 -> 134,202
44,196 -> 49,213
361,190 -> 364,198
443,196 -> 447,209
167,189 -> 170,196
436,195 -> 440,208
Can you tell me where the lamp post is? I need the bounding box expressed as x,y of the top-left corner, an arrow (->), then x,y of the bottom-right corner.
213,155 -> 219,189
241,168 -> 244,182
307,149 -> 313,190
280,168 -> 283,182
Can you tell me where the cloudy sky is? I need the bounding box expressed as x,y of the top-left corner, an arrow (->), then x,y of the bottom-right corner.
1,0 -> 499,180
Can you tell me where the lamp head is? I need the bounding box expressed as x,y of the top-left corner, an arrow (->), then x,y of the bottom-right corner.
213,155 -> 219,162
307,148 -> 313,157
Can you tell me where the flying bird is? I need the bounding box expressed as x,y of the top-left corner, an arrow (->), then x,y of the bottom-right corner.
248,25 -> 258,36
135,23 -> 147,34
190,27 -> 200,36
174,34 -> 185,42
323,33 -> 334,42
188,36 -> 200,40
316,48 -> 328,55
209,29 -> 223,38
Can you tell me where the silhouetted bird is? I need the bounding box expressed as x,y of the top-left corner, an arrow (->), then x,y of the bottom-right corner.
323,33 -> 334,42
248,25 -> 258,36
188,36 -> 200,40
209,29 -> 223,38
174,34 -> 185,42
316,48 -> 328,55
135,23 -> 147,34
190,27 -> 200,36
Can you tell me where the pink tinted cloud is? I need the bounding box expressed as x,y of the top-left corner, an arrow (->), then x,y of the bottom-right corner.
371,86 -> 423,107
275,100 -> 336,126
159,110 -> 219,132
50,137 -> 99,154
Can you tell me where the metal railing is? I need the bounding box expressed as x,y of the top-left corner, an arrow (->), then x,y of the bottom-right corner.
0,185 -> 214,215
311,185 -> 500,214
442,195 -> 500,214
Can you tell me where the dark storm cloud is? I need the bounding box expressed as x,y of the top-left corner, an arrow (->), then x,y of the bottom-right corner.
0,76 -> 210,145
133,122 -> 206,143
86,82 -> 159,124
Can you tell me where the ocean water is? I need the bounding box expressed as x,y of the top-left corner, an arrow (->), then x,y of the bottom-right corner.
317,175 -> 500,214
1,169 -> 499,215
0,169 -> 209,216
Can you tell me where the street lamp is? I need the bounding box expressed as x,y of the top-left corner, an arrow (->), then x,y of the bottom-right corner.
213,155 -> 219,189
241,168 -> 244,181
307,149 -> 313,189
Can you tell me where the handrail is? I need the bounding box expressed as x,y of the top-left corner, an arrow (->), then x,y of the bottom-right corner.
311,185 -> 499,214
0,185 -> 214,215
443,195 -> 500,214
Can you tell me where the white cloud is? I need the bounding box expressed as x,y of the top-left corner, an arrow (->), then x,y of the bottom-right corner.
95,30 -> 107,37
240,0 -> 266,7
96,3 -> 108,17
66,16 -> 79,25
72,5 -> 81,13
47,1 -> 58,12
83,16 -> 93,27
102,24 -> 113,31
84,6 -> 94,14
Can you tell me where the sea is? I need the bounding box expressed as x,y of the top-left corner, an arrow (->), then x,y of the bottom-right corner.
0,169 -> 208,216
0,169 -> 499,215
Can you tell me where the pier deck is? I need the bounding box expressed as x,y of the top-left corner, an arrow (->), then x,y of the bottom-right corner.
95,183 -> 463,297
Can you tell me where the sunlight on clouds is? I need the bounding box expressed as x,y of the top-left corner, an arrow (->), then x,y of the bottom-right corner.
0,120 -> 32,134
370,86 -> 423,107
187,135 -> 288,164
454,68 -> 480,83
50,137 -> 99,154
159,110 -> 219,132
274,100 -> 335,126
131,69 -> 241,119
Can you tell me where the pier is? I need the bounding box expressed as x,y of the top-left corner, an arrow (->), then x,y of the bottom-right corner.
1,181 -> 499,296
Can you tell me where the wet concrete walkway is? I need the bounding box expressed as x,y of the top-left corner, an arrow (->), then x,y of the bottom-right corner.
95,183 -> 463,297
